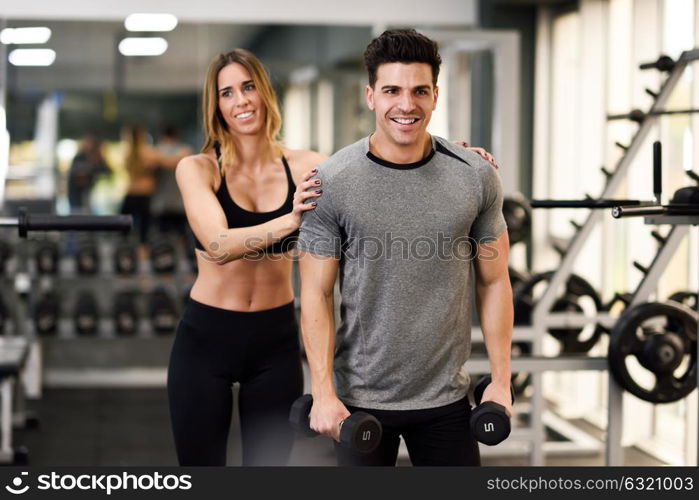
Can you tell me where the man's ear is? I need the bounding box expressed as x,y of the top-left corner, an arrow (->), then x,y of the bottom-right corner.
433,85 -> 439,110
365,84 -> 375,111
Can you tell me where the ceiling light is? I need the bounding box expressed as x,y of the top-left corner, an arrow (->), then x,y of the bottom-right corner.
8,49 -> 56,67
118,37 -> 168,56
0,27 -> 52,45
125,13 -> 178,32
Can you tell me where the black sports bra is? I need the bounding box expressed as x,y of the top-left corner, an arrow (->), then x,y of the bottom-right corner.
193,144 -> 298,255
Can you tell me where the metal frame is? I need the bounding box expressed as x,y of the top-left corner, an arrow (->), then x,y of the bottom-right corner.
527,50 -> 699,466
0,336 -> 30,464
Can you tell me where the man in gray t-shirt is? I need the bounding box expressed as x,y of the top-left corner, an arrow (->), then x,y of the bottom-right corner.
298,29 -> 513,466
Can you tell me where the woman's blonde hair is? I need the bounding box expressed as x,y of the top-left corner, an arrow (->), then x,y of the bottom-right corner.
124,126 -> 149,177
201,49 -> 282,172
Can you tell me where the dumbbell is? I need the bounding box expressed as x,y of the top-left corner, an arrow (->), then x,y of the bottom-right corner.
148,288 -> 177,334
75,239 -> 99,275
34,240 -> 59,275
74,291 -> 100,335
289,394 -> 382,453
470,376 -> 515,446
114,241 -> 138,275
33,292 -> 60,335
113,290 -> 139,336
150,240 -> 177,274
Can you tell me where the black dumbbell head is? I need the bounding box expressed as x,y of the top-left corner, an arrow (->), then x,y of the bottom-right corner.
35,241 -> 58,274
339,412 -> 382,454
150,240 -> 177,274
76,240 -> 99,274
470,402 -> 511,446
34,293 -> 59,335
114,242 -> 138,275
289,394 -> 317,437
148,289 -> 177,334
114,291 -> 138,335
74,291 -> 99,335
470,376 -> 514,446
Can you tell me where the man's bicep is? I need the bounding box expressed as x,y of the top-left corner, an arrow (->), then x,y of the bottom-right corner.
470,163 -> 507,241
474,231 -> 510,285
297,171 -> 344,257
298,251 -> 340,295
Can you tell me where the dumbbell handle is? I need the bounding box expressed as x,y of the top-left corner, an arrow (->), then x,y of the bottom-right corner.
0,209 -> 132,237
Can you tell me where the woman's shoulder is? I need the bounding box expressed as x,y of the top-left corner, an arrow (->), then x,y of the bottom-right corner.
178,151 -> 218,171
175,152 -> 219,184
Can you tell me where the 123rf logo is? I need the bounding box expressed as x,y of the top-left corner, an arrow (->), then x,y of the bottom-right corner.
4,471 -> 192,495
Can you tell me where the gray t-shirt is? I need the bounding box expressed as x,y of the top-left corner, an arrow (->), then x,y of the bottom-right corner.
297,135 -> 506,410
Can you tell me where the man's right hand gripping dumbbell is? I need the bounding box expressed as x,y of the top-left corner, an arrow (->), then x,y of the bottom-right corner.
289,394 -> 382,453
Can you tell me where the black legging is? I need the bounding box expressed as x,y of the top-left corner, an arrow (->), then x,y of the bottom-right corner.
167,298 -> 303,466
120,194 -> 151,243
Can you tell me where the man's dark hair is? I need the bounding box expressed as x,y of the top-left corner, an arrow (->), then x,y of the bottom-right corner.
363,29 -> 442,87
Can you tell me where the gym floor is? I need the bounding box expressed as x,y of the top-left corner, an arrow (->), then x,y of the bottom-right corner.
15,388 -> 664,467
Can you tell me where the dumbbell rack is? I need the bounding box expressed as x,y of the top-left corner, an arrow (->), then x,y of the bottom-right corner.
0,211 -> 133,464
8,234 -> 195,388
478,48 -> 699,466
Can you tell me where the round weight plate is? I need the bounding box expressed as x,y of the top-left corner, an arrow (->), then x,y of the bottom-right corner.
608,301 -> 697,404
514,271 -> 604,353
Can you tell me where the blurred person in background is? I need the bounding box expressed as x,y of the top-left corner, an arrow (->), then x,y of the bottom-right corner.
68,133 -> 111,213
120,125 -> 188,252
151,125 -> 194,237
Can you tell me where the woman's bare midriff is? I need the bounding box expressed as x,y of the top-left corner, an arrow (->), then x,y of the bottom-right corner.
189,250 -> 295,312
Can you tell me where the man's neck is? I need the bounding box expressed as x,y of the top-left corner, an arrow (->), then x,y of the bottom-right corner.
369,132 -> 432,164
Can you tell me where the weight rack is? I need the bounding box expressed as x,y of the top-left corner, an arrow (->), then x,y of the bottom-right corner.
473,48 -> 699,466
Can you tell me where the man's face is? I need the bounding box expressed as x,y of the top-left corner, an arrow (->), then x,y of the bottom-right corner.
365,62 -> 438,148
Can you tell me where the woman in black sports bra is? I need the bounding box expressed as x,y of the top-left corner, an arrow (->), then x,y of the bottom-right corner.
168,48 -> 500,466
167,48 -> 326,466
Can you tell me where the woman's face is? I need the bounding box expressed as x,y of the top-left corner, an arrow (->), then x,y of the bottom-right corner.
217,62 -> 266,137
